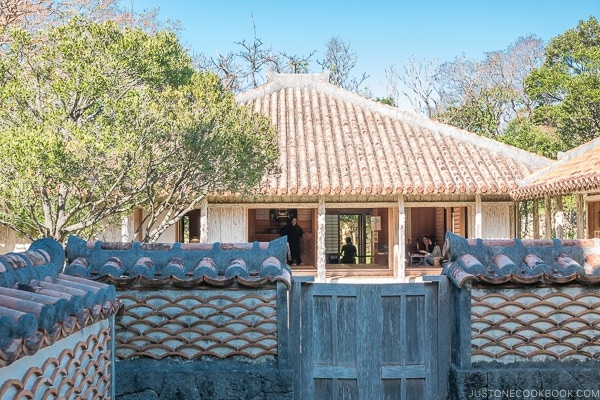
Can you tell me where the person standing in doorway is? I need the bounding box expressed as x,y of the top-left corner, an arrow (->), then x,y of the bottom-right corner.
280,217 -> 304,265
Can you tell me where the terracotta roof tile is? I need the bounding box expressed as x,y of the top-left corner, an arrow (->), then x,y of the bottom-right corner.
442,231 -> 600,288
238,73 -> 551,197
64,235 -> 291,289
512,137 -> 600,200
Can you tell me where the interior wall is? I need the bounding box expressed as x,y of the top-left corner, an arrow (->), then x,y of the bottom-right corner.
409,208 -> 437,244
481,204 -> 510,239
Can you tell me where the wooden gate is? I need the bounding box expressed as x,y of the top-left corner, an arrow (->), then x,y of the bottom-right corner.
290,277 -> 450,400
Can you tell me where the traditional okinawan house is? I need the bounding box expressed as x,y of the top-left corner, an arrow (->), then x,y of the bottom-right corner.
511,136 -> 600,240
0,72 -> 552,280
155,72 -> 551,280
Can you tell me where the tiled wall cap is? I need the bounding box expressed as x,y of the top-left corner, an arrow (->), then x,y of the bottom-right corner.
443,231 -> 600,287
64,235 -> 291,288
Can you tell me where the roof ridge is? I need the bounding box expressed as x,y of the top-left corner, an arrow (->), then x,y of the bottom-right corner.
558,135 -> 600,161
517,137 -> 600,188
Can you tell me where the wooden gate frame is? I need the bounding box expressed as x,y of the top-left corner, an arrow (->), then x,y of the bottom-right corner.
290,276 -> 450,399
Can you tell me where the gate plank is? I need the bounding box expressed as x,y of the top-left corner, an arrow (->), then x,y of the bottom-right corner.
291,279 -> 302,400
314,295 -> 333,365
382,295 -> 402,365
425,282 -> 438,399
278,281 -> 290,368
406,378 -> 426,399
338,379 -> 359,400
405,295 -> 425,365
428,276 -> 452,400
299,283 -> 315,400
381,365 -> 426,378
314,379 -> 332,400
382,379 -> 402,400
357,284 -> 382,398
337,295 -> 358,366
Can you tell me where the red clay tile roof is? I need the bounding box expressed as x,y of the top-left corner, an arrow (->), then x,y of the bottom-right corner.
512,137 -> 600,200
237,73 -> 551,197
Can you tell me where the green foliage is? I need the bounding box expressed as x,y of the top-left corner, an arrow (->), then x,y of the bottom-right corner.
429,36 -> 545,139
0,17 -> 277,242
525,16 -> 600,149
497,117 -> 563,158
376,97 -> 396,106
434,86 -> 511,138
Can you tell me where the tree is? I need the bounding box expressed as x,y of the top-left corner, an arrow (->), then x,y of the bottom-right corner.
317,36 -> 369,94
390,36 -> 544,139
199,28 -> 369,96
0,0 -> 54,43
280,50 -> 317,74
385,59 -> 441,117
0,17 -> 277,243
525,16 -> 600,150
497,117 -> 563,158
198,19 -> 317,94
436,36 -> 545,139
0,0 -> 163,39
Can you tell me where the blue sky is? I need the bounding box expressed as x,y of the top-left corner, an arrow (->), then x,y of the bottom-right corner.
130,0 -> 599,100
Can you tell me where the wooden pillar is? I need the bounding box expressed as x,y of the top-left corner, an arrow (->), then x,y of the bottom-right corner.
544,196 -> 552,239
316,197 -> 327,282
576,194 -> 585,239
397,195 -> 406,281
188,209 -> 201,242
532,199 -> 540,239
133,209 -> 144,242
200,198 -> 208,243
512,201 -> 519,239
475,194 -> 482,239
554,196 -> 564,239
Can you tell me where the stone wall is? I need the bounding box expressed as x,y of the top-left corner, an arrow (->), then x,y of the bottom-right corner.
444,232 -> 600,400
111,283 -> 293,399
116,360 -> 293,400
62,235 -> 294,400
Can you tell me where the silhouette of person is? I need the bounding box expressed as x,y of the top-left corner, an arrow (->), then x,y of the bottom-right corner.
280,217 -> 304,265
340,237 -> 357,264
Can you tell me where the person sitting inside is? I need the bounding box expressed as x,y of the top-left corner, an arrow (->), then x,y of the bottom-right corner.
417,234 -> 437,266
340,237 -> 357,264
429,236 -> 442,265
